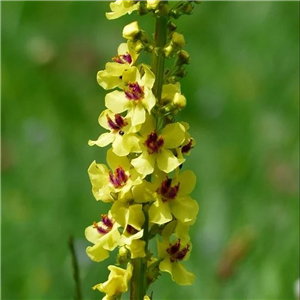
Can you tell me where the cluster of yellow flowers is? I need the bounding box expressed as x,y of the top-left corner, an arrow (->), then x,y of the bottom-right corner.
85,1 -> 199,299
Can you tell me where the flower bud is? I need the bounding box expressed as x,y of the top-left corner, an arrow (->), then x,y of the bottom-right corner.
147,0 -> 160,10
172,32 -> 185,48
173,93 -> 187,109
123,21 -> 141,40
177,50 -> 190,65
168,22 -> 177,32
182,2 -> 194,15
117,246 -> 129,264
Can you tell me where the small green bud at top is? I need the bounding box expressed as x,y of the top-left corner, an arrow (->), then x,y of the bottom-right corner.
123,21 -> 141,40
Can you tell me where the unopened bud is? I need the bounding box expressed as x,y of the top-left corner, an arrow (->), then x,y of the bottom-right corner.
168,22 -> 177,32
164,33 -> 185,57
173,93 -> 186,109
147,0 -> 160,10
182,2 -> 194,14
123,21 -> 141,40
117,246 -> 129,264
177,50 -> 190,65
172,32 -> 185,48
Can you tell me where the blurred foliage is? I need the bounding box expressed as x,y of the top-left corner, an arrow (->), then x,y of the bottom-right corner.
1,1 -> 299,299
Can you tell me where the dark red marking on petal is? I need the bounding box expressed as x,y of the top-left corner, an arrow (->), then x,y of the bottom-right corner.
181,139 -> 193,154
144,131 -> 164,154
124,82 -> 144,101
126,224 -> 139,235
93,221 -> 109,234
158,177 -> 180,202
101,214 -> 113,228
112,52 -> 132,64
107,114 -> 128,132
167,239 -> 190,262
109,166 -> 129,188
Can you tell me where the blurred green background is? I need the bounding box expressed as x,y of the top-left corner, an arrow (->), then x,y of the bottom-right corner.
1,1 -> 299,299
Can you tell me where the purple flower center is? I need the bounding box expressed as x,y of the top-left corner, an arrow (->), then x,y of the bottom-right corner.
181,138 -> 193,154
112,52 -> 132,64
93,214 -> 114,234
158,177 -> 180,202
107,114 -> 127,132
126,224 -> 139,235
109,166 -> 128,188
124,82 -> 144,100
144,131 -> 164,154
166,239 -> 190,262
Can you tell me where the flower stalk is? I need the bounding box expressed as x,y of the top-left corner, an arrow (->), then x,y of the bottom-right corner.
85,1 -> 200,300
151,13 -> 168,103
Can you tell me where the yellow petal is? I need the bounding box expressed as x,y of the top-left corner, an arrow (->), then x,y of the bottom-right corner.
178,170 -> 196,195
131,151 -> 155,176
88,132 -> 114,147
172,262 -> 195,285
170,196 -> 199,223
105,90 -> 129,113
149,199 -> 172,225
162,123 -> 186,149
131,104 -> 146,126
156,149 -> 185,173
86,243 -> 109,262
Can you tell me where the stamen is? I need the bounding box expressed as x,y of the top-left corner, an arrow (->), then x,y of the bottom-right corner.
144,131 -> 164,154
158,177 -> 180,202
166,239 -> 190,262
109,166 -> 129,188
93,221 -> 109,234
124,82 -> 144,100
101,214 -> 113,228
112,52 -> 132,64
106,114 -> 127,132
181,139 -> 193,154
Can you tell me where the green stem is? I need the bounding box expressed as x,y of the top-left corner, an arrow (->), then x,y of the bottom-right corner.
130,258 -> 144,300
151,15 -> 168,102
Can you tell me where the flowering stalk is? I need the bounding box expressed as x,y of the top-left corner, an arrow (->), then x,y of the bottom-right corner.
85,2 -> 199,300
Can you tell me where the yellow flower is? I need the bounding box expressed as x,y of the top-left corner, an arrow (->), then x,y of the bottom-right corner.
131,114 -> 186,175
148,169 -> 199,225
93,263 -> 133,297
88,109 -> 141,156
105,65 -> 156,126
97,41 -> 139,90
157,222 -> 195,285
106,1 -> 139,20
162,82 -> 187,110
176,122 -> 195,159
85,212 -> 121,262
111,201 -> 146,258
123,21 -> 141,40
88,149 -> 142,202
